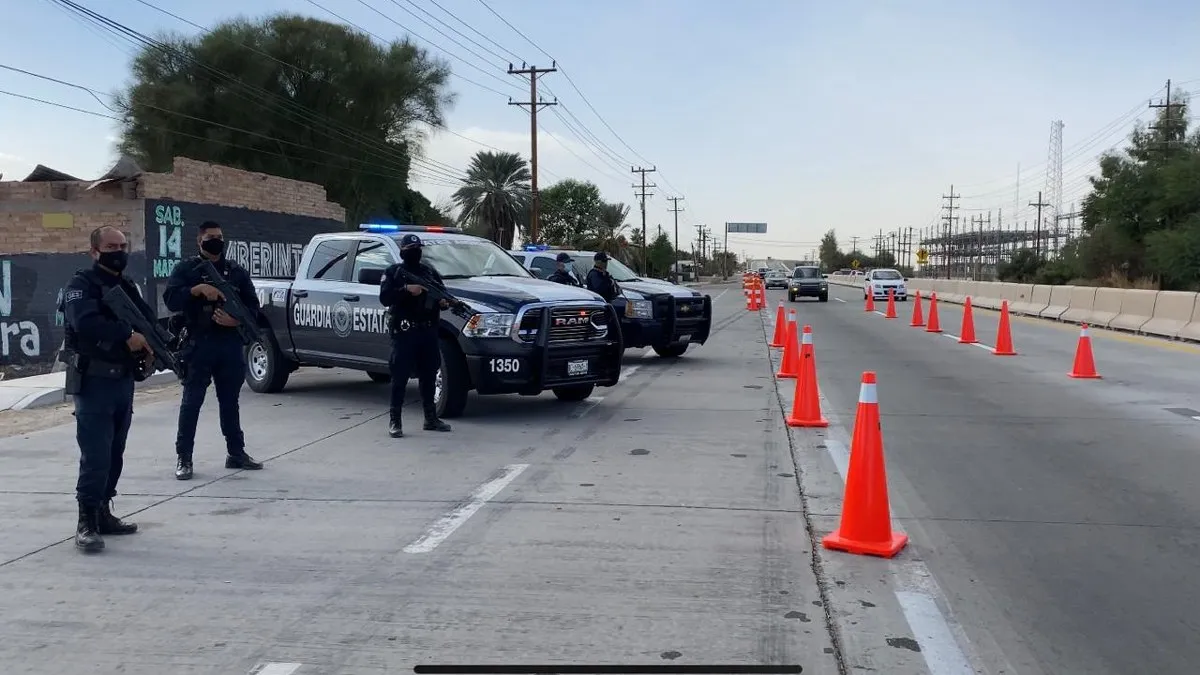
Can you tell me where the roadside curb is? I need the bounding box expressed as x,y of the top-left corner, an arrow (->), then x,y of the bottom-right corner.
0,369 -> 179,412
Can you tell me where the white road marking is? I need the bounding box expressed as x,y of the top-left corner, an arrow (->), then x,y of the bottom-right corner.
940,332 -> 996,352
713,288 -> 729,302
402,464 -> 530,554
621,365 -> 641,380
256,664 -> 302,675
834,297 -> 846,303
807,385 -> 976,674
570,396 -> 606,419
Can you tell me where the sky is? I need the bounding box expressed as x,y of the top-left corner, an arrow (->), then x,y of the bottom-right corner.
3,0 -> 1200,262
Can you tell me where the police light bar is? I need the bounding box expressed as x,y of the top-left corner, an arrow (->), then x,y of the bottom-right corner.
523,244 -> 551,251
358,224 -> 463,234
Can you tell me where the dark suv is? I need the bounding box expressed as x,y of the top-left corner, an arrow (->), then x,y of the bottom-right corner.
787,266 -> 829,302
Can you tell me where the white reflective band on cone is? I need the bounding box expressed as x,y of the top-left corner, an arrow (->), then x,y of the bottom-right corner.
1081,327 -> 1090,337
802,332 -> 813,345
859,383 -> 878,404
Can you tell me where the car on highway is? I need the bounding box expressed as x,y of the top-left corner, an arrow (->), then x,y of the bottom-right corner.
245,225 -> 624,417
511,245 -> 713,358
763,269 -> 788,289
863,267 -> 908,301
787,265 -> 829,302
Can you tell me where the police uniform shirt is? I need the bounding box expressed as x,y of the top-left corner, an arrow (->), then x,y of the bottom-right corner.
163,256 -> 261,333
62,267 -> 153,363
586,267 -> 618,302
547,268 -> 578,286
380,261 -> 446,323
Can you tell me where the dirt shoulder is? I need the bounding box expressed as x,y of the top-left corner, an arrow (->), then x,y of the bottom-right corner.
0,383 -> 182,439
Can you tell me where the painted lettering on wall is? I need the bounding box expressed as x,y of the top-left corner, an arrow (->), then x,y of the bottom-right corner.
0,260 -> 42,359
153,203 -> 185,278
226,240 -> 304,278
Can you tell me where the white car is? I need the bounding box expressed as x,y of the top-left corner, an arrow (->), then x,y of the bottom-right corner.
863,268 -> 907,301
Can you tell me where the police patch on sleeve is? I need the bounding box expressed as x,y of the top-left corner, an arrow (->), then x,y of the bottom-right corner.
65,289 -> 84,303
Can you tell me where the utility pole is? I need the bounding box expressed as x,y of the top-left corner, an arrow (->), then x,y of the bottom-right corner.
1029,190 -> 1050,260
632,166 -> 657,273
508,62 -> 557,246
941,184 -> 960,279
850,235 -> 860,255
1149,79 -> 1187,155
667,196 -> 684,282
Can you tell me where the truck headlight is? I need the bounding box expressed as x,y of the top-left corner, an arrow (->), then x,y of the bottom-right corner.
625,299 -> 653,319
462,312 -> 515,338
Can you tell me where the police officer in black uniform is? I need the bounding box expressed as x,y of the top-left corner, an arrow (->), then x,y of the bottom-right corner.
379,234 -> 453,438
585,251 -> 620,302
61,225 -> 151,552
546,252 -> 579,286
163,221 -> 264,480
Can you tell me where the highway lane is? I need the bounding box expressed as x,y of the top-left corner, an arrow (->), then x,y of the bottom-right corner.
773,283 -> 1200,675
0,285 -> 894,675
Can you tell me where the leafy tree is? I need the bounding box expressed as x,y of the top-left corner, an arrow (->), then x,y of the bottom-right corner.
591,201 -> 631,255
539,179 -> 604,246
452,150 -> 531,249
647,231 -> 675,278
819,229 -> 845,270
115,14 -> 455,225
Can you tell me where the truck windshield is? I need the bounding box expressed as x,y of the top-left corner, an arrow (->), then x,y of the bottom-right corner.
420,240 -> 534,279
570,255 -> 640,282
792,267 -> 821,279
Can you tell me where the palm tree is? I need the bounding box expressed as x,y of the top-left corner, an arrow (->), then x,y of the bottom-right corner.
590,201 -> 631,256
451,151 -> 531,249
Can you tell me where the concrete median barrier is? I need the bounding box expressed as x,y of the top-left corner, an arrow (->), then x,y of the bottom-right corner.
1014,284 -> 1052,316
1109,288 -> 1157,332
1039,285 -> 1075,320
1084,287 -> 1124,328
1060,286 -> 1098,324
1141,291 -> 1197,339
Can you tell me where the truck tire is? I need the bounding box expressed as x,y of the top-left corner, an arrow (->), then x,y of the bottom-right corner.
653,343 -> 688,358
553,384 -> 595,402
367,372 -> 391,383
245,335 -> 290,393
435,338 -> 470,419
819,293 -> 829,302
788,292 -> 796,302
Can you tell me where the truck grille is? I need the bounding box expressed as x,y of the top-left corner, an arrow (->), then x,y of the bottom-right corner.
548,307 -> 608,343
675,297 -> 705,318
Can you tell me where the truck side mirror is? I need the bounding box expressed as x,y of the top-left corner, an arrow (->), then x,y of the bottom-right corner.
358,268 -> 384,285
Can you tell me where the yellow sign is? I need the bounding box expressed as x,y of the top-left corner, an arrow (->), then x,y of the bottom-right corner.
916,248 -> 929,264
850,259 -> 860,269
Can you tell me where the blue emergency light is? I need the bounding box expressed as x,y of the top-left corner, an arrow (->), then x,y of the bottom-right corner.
523,244 -> 551,251
360,223 -> 400,232
358,223 -> 462,234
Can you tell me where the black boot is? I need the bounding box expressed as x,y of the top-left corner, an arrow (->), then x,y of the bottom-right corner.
225,453 -> 264,470
389,409 -> 403,438
98,500 -> 138,535
175,456 -> 193,480
75,503 -> 104,552
423,401 -> 451,432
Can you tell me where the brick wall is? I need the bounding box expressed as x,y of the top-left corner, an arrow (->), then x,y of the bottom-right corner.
139,157 -> 346,222
0,181 -> 142,255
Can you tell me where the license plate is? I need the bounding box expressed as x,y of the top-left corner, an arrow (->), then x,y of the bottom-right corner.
679,334 -> 691,343
567,359 -> 589,376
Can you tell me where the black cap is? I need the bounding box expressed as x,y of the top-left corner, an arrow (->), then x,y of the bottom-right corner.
400,234 -> 422,249
556,252 -> 573,263
593,251 -> 609,262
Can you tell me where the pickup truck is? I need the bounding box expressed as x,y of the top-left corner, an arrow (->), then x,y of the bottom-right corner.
245,225 -> 624,418
510,246 -> 713,358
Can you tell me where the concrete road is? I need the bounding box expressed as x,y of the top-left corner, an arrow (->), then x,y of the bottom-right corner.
767,283 -> 1200,675
0,285 -> 937,675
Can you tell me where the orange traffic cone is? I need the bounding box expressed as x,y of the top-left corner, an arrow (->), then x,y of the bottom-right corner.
925,293 -> 942,333
864,290 -> 875,312
959,297 -> 977,344
885,289 -> 898,319
786,325 -> 829,428
1069,323 -> 1101,378
822,371 -> 908,558
909,291 -> 924,327
769,301 -> 787,348
775,310 -> 800,379
993,300 -> 1017,356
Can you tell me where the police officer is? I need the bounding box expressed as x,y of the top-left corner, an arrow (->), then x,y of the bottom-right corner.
585,251 -> 620,302
379,234 -> 453,438
163,221 -> 263,480
61,225 -> 152,552
546,252 -> 578,286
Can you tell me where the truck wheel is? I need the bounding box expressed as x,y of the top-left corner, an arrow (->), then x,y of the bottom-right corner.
819,293 -> 829,302
435,338 -> 470,419
245,335 -> 290,393
653,343 -> 688,358
553,384 -> 595,402
788,292 -> 796,302
367,372 -> 391,383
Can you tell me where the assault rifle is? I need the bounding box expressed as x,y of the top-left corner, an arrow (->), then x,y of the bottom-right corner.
101,285 -> 186,381
388,265 -> 474,319
198,258 -> 263,345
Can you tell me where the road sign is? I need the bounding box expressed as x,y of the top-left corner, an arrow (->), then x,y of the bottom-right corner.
916,248 -> 929,264
850,259 -> 860,269
725,222 -> 768,234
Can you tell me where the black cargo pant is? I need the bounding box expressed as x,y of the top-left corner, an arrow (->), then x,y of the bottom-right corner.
389,322 -> 440,416
74,372 -> 135,507
175,331 -> 247,459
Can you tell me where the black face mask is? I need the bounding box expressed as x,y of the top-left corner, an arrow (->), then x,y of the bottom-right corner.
97,251 -> 128,274
201,238 -> 225,256
400,248 -> 422,265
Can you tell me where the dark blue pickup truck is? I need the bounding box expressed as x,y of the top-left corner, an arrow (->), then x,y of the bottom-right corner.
246,225 -> 624,417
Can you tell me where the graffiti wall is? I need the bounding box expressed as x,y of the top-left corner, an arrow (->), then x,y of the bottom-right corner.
0,252 -> 148,377
143,200 -> 341,316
